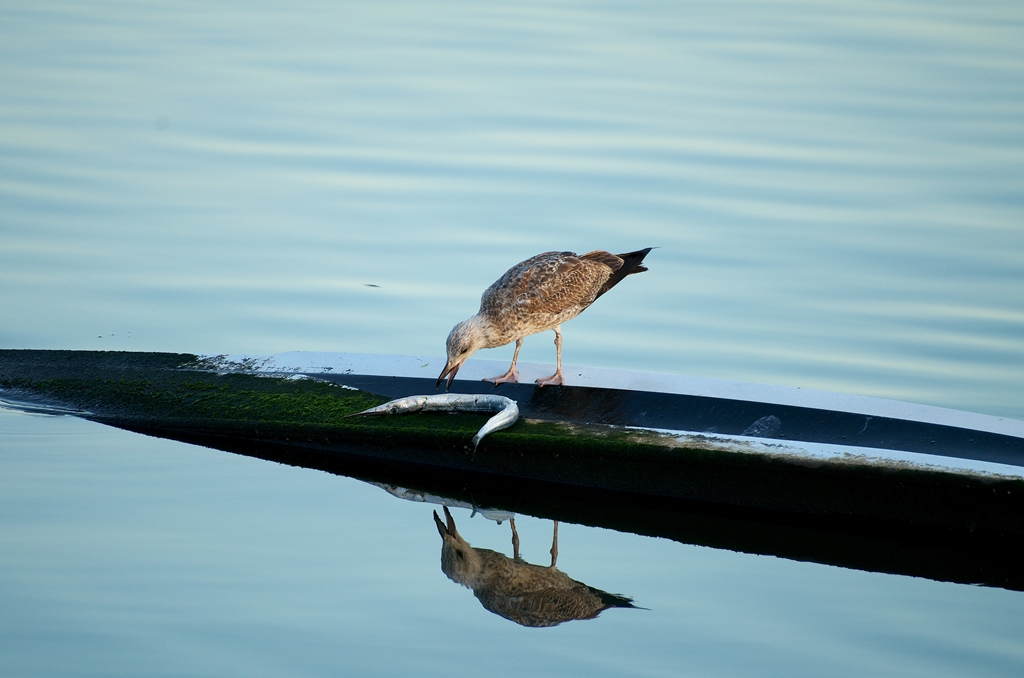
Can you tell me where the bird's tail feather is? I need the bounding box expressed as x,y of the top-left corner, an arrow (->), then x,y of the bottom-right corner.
595,247 -> 653,299
588,586 -> 641,609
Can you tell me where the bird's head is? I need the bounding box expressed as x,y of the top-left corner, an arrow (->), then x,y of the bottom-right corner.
434,506 -> 483,587
436,316 -> 487,391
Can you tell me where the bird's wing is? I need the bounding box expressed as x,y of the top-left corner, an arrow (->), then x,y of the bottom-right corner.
480,586 -> 605,627
480,251 -> 562,309
579,250 -> 623,271
509,252 -> 612,315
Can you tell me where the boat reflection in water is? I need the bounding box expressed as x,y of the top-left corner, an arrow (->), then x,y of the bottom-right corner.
433,506 -> 638,627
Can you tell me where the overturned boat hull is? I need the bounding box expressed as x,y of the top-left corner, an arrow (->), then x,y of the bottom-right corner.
2,349 -> 1022,590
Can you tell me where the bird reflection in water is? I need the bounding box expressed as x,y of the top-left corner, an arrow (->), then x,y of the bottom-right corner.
433,506 -> 638,627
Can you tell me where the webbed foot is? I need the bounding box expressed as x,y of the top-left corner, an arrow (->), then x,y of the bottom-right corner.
483,367 -> 519,386
534,371 -> 564,387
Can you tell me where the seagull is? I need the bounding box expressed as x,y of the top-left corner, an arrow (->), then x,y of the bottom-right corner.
436,248 -> 652,390
433,506 -> 637,627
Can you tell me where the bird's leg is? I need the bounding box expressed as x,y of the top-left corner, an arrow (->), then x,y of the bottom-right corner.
510,517 -> 522,562
549,520 -> 559,568
484,337 -> 522,386
535,327 -> 565,387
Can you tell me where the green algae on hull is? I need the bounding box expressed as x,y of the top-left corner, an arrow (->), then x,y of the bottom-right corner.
0,351 -> 486,447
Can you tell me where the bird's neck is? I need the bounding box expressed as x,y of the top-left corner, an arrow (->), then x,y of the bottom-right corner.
464,314 -> 503,349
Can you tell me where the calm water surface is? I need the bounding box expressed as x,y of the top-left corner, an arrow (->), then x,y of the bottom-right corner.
2,1 -> 1023,675
3,406 -> 1022,677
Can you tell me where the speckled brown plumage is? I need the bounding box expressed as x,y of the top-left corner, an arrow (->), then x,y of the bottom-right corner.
436,248 -> 652,389
433,506 -> 637,628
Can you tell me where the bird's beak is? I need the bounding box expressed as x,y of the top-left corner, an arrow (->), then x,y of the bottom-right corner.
443,505 -> 461,541
435,360 -> 460,391
433,510 -> 448,538
434,506 -> 462,540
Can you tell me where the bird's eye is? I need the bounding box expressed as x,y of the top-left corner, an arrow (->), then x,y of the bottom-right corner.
456,550 -> 465,560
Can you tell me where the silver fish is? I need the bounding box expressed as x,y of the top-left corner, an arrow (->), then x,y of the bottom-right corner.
341,393 -> 519,452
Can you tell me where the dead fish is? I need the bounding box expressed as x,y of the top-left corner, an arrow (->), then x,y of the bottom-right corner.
341,393 -> 519,452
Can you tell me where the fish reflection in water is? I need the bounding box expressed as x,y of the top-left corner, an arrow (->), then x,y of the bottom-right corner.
433,506 -> 638,627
